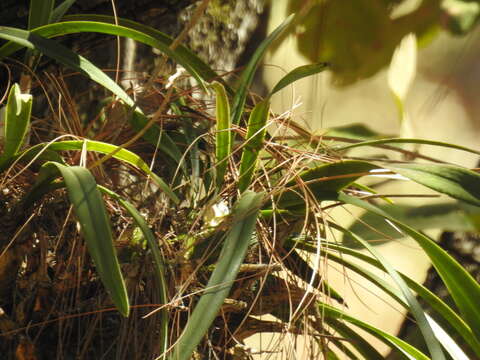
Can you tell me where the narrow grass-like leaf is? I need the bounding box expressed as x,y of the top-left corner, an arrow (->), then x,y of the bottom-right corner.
170,191 -> 263,360
28,0 -> 54,29
63,15 -> 220,86
0,26 -> 182,164
210,81 -> 231,189
386,163 -> 480,207
327,219 -> 445,359
291,238 -> 480,356
12,140 -> 179,204
344,202 -> 478,245
51,0 -> 77,23
98,186 -> 168,356
238,100 -> 270,193
270,62 -> 330,96
322,246 -> 480,357
231,14 -> 294,126
323,317 -> 384,359
334,137 -> 480,156
1,84 -> 32,161
320,303 -> 430,360
277,160 -> 377,209
339,193 -> 480,343
325,123 -> 390,140
33,163 -> 129,317
0,19 -> 218,88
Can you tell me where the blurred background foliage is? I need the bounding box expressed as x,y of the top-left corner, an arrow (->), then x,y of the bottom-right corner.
286,0 -> 480,85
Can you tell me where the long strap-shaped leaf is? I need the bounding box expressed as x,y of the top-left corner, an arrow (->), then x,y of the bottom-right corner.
98,186 -> 168,357
340,193 -> 480,345
0,84 -> 32,163
319,303 -> 430,360
322,246 -> 478,359
334,137 -> 480,156
210,81 -> 231,189
328,213 -> 445,359
169,191 -> 263,360
276,160 -> 377,209
0,19 -> 218,89
8,139 -> 179,204
238,100 -> 270,193
0,26 -> 182,164
385,163 -> 480,207
35,163 -> 130,317
230,14 -> 294,126
290,238 -> 480,356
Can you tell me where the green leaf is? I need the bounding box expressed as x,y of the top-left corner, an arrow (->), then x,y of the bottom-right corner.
291,238 -> 480,356
340,193 -> 480,343
330,219 -> 445,359
277,160 -> 377,209
325,123 -> 390,140
231,14 -> 294,126
28,0 -> 54,29
34,163 -> 130,317
321,244 -> 480,357
0,26 -> 182,164
51,0 -> 77,23
344,202 -> 478,246
210,81 -> 231,189
238,100 -> 270,193
170,191 -> 263,360
98,186 -> 168,355
0,17 -> 219,88
334,137 -> 480,156
323,317 -> 384,359
14,140 -> 179,204
320,303 -> 431,359
270,62 -> 330,96
386,163 -> 480,207
0,84 -> 32,162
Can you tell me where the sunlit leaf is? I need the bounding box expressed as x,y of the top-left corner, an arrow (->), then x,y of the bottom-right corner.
329,219 -> 445,359
386,163 -> 480,207
210,81 -> 231,189
334,137 -> 480,156
320,303 -> 431,359
0,84 -> 32,163
231,14 -> 294,126
277,160 -> 377,209
325,123 -> 390,140
170,191 -> 263,360
388,33 -> 417,104
98,186 -> 168,355
344,202 -> 478,246
270,62 -> 329,96
0,26 -> 181,164
31,163 -> 130,317
238,100 -> 270,193
14,139 -> 179,204
340,193 -> 480,343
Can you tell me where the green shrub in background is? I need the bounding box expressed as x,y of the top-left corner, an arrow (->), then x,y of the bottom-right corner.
0,1 -> 479,359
